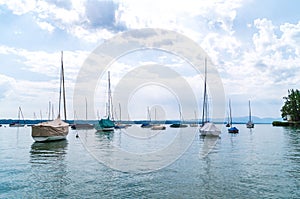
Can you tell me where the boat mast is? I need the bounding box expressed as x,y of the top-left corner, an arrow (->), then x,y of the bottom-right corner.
178,103 -> 184,123
85,97 -> 88,120
48,101 -> 51,120
18,106 -> 25,124
147,106 -> 151,122
107,71 -> 112,119
62,51 -> 67,121
119,103 -> 122,122
201,57 -> 208,126
229,99 -> 232,127
58,51 -> 67,120
248,100 -> 252,122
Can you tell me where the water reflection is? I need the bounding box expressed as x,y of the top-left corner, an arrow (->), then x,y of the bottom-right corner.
95,130 -> 114,141
199,136 -> 220,158
281,126 -> 300,193
30,140 -> 68,164
29,140 -> 70,198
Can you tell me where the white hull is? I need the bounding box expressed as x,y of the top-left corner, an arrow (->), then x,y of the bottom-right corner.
32,135 -> 67,142
199,122 -> 221,137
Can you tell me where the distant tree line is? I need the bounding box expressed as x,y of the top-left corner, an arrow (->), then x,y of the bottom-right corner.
281,89 -> 300,122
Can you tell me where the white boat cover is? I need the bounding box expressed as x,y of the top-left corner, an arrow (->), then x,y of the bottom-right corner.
199,122 -> 221,136
32,117 -> 69,137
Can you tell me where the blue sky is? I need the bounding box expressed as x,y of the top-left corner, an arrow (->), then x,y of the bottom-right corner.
0,0 -> 300,120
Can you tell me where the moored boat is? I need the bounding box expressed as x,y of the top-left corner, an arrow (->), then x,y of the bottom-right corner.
95,71 -> 115,132
32,51 -> 69,142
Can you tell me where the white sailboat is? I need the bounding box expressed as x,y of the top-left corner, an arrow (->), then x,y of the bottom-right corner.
246,100 -> 254,128
151,108 -> 166,130
199,58 -> 221,136
31,51 -> 69,142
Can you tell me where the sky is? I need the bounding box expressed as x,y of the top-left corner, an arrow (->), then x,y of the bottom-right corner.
0,0 -> 300,120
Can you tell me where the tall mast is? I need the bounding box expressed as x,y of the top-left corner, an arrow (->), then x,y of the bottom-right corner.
58,51 -> 66,120
229,99 -> 232,127
61,51 -> 67,121
178,103 -> 183,123
85,97 -> 88,120
147,106 -> 151,122
107,71 -> 111,119
201,57 -> 208,126
48,101 -> 51,120
119,103 -> 121,122
249,100 -> 252,122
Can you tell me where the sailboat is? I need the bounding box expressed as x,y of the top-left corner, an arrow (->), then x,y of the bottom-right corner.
9,106 -> 25,127
190,110 -> 198,127
225,112 -> 230,127
246,100 -> 254,128
71,98 -> 94,130
95,71 -> 115,131
115,103 -> 127,129
227,99 -> 239,133
170,104 -> 188,128
199,58 -> 221,136
31,51 -> 69,142
141,106 -> 153,128
151,108 -> 166,130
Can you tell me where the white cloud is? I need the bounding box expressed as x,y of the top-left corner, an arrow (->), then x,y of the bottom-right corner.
1,0 -> 300,119
0,0 -> 36,15
35,20 -> 55,33
253,18 -> 277,53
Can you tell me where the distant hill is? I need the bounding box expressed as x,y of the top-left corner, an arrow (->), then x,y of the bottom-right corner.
224,116 -> 282,124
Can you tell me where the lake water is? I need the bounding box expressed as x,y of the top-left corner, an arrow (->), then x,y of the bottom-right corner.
0,124 -> 299,198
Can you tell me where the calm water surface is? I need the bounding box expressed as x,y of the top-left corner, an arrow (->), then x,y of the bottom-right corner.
0,124 -> 299,198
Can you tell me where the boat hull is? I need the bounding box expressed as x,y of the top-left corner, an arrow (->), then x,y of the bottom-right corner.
151,125 -> 166,130
200,130 -> 221,136
96,127 -> 114,132
246,122 -> 254,128
170,124 -> 188,128
228,127 -> 239,133
31,118 -> 69,142
199,122 -> 221,137
71,123 -> 94,130
32,135 -> 67,142
141,123 -> 152,128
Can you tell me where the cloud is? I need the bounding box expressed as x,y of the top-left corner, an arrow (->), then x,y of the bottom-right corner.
0,0 -> 36,15
0,45 -> 89,79
85,0 -> 124,30
1,0 -> 300,118
0,74 -> 15,100
35,20 -> 55,33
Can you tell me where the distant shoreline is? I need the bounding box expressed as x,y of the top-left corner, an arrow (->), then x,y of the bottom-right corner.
0,119 -> 274,125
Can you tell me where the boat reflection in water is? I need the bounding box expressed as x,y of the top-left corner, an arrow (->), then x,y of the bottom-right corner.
30,140 -> 68,163
29,140 -> 69,197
